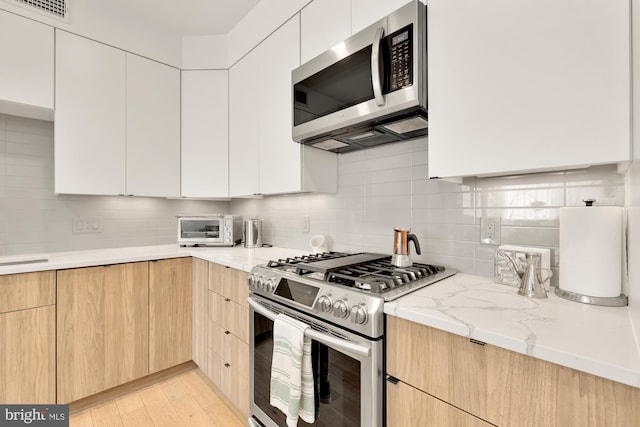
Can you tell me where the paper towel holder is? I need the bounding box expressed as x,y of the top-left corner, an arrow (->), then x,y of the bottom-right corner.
554,288 -> 628,306
555,198 -> 628,307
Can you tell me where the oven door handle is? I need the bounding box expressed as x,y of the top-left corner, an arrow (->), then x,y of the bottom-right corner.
248,297 -> 371,357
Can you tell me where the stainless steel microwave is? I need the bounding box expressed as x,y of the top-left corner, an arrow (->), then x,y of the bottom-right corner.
177,215 -> 242,247
292,0 -> 427,153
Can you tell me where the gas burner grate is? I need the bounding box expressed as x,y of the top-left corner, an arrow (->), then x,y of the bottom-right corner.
326,258 -> 446,294
267,252 -> 350,269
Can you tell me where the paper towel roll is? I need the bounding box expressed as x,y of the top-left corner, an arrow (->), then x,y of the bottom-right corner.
559,206 -> 623,297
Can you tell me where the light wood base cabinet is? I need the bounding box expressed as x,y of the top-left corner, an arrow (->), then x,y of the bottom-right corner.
149,257 -> 193,373
57,263 -> 149,403
386,316 -> 640,427
387,379 -> 491,427
192,258 -> 209,372
206,262 -> 249,417
0,271 -> 55,404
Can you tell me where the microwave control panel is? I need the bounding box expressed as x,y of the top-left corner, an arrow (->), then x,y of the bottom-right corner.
387,24 -> 413,92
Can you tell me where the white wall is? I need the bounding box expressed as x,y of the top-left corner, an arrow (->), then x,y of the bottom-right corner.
0,0 -> 183,67
0,113 -> 228,255
627,0 -> 640,354
231,139 -> 625,286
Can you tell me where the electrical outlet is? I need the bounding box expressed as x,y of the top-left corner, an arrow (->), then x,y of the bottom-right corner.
480,216 -> 501,245
73,217 -> 103,234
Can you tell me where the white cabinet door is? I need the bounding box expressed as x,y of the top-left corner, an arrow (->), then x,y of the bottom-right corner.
229,44 -> 260,197
428,0 -> 631,178
256,15 -> 304,195
126,54 -> 180,197
0,10 -> 53,121
55,31 -> 126,195
351,0 -> 414,34
229,14 -> 337,197
301,0 -> 351,63
181,70 -> 229,198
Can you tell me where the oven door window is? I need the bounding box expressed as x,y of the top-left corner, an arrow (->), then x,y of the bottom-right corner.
180,220 -> 221,239
253,312 -> 361,427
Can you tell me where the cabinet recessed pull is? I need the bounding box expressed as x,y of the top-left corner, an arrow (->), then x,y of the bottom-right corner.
470,338 -> 486,346
224,298 -> 231,302
386,376 -> 399,385
224,330 -> 230,335
224,363 -> 230,368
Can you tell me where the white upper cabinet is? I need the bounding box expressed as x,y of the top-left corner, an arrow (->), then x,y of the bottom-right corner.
351,0 -> 416,34
181,70 -> 229,198
126,54 -> 181,197
55,31 -> 126,195
56,31 -> 181,197
428,0 -> 631,178
229,45 -> 260,196
301,0 -> 351,63
0,10 -> 54,120
256,15 -> 303,195
229,14 -> 337,197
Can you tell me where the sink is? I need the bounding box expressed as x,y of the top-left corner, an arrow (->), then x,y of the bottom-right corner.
0,255 -> 49,267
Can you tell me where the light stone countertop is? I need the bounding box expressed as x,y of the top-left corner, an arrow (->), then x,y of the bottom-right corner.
0,244 -> 308,275
384,273 -> 640,388
2,246 -> 637,389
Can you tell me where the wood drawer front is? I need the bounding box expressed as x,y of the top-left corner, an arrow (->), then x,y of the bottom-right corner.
387,316 -> 508,425
387,379 -> 492,427
0,271 -> 55,313
208,320 -> 233,360
208,262 -> 249,307
501,352 -> 640,427
0,305 -> 56,404
208,290 -> 249,343
206,337 -> 249,418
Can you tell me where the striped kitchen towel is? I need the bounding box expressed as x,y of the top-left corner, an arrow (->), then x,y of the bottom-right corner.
270,313 -> 315,427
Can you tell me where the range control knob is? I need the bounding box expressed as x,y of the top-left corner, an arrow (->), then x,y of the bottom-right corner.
317,295 -> 333,313
265,278 -> 276,292
333,300 -> 349,319
256,276 -> 265,290
247,274 -> 255,287
350,305 -> 368,325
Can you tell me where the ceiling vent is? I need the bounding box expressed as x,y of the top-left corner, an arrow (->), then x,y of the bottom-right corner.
7,0 -> 67,18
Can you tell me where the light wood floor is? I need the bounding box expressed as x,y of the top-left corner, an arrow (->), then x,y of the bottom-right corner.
69,367 -> 245,427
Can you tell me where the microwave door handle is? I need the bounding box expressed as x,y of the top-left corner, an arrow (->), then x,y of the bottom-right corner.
371,27 -> 385,106
247,297 -> 371,357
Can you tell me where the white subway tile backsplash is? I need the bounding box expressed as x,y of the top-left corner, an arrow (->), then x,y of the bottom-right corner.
233,142 -> 626,279
1,114 -> 628,282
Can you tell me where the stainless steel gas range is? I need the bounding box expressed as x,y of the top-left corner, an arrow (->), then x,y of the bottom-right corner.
247,252 -> 455,427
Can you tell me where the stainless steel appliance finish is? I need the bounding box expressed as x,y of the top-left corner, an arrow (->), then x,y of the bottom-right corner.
292,0 -> 427,153
248,251 -> 454,427
244,219 -> 263,248
177,215 -> 242,247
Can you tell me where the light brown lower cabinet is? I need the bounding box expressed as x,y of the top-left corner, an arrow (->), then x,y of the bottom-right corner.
386,316 -> 640,427
0,271 -> 56,404
57,263 -> 149,403
387,379 -> 492,427
206,262 -> 250,417
149,257 -> 193,373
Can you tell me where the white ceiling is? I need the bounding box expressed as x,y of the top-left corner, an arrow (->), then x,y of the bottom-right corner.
109,0 -> 261,36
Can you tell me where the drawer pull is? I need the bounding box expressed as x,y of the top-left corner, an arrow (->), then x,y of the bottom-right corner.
224,363 -> 230,368
224,298 -> 231,302
470,338 -> 486,346
386,376 -> 399,385
224,330 -> 231,335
